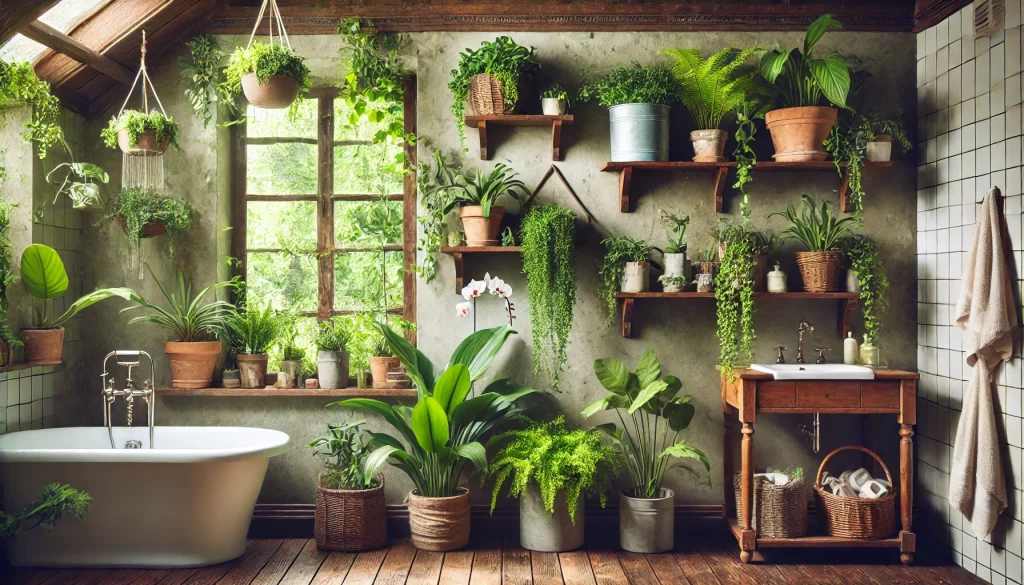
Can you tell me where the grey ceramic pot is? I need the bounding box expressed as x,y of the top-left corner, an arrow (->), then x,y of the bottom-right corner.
317,350 -> 350,389
619,488 -> 674,553
520,484 -> 584,552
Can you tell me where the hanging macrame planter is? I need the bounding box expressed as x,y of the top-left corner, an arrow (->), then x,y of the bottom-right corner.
242,0 -> 300,109
115,31 -> 173,188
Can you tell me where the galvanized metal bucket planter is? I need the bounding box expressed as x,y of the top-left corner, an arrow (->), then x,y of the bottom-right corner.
609,103 -> 670,162
519,484 -> 584,552
619,488 -> 674,553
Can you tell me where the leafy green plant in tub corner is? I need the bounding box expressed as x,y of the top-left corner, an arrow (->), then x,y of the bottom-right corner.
713,222 -> 771,378
122,267 -> 234,342
222,42 -> 312,116
0,483 -> 91,544
520,204 -> 576,392
759,14 -> 851,109
582,348 -> 710,499
226,302 -> 280,355
597,236 -> 653,325
448,36 -> 539,143
179,34 -> 226,129
442,163 -> 530,218
415,148 -> 462,282
101,187 -> 195,255
659,209 -> 690,254
309,420 -> 387,490
577,64 -> 675,107
731,100 -> 772,218
0,60 -> 63,162
842,234 -> 889,344
541,83 -> 570,101
330,323 -> 536,497
770,195 -> 856,252
664,46 -> 762,131
485,416 -> 617,522
101,110 -> 181,150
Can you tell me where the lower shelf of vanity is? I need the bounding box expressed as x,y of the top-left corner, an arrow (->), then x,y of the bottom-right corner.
726,516 -> 901,549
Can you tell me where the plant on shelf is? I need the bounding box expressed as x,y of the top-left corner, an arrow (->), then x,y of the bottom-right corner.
842,234 -> 889,344
368,334 -> 398,386
226,302 -> 280,389
541,83 -> 569,101
577,64 -> 675,108
519,205 -> 576,392
179,34 -> 226,129
415,148 -> 461,282
443,163 -> 529,247
771,195 -> 856,293
448,36 -> 539,142
660,210 -> 690,255
658,274 -> 688,293
731,100 -> 772,218
222,42 -> 311,112
0,60 -> 63,165
597,236 -> 654,325
276,318 -> 305,388
0,201 -> 21,365
315,317 -> 353,389
541,82 -> 570,115
100,110 -> 181,152
582,348 -> 709,553
332,323 -> 535,551
713,222 -> 772,378
0,483 -> 91,544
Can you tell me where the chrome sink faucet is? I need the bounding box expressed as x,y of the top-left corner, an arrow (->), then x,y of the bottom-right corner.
101,350 -> 155,449
796,321 -> 815,364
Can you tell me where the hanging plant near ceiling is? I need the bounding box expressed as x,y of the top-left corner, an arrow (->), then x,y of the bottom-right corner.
99,187 -> 195,280
0,60 -> 64,178
179,34 -> 226,129
338,18 -> 406,147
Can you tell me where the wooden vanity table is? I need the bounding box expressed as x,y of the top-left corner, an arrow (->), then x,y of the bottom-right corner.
721,368 -> 919,564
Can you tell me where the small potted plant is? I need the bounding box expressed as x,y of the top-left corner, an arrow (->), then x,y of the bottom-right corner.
278,330 -> 304,390
578,64 -> 675,162
100,110 -> 180,155
658,274 -> 688,293
487,416 -> 616,552
223,42 -> 311,110
308,420 -> 389,551
659,209 -> 690,282
225,302 -> 279,389
860,112 -> 912,162
541,83 -> 569,115
597,236 -> 654,324
18,244 -> 136,365
695,246 -> 719,277
442,163 -> 529,247
583,348 -> 709,553
448,36 -> 539,141
368,336 -> 399,388
316,318 -> 352,389
770,195 -> 856,292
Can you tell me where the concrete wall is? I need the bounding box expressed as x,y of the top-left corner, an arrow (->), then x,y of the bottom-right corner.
72,29 -> 917,507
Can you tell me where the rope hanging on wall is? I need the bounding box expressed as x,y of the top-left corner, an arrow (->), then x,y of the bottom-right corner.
118,31 -> 168,191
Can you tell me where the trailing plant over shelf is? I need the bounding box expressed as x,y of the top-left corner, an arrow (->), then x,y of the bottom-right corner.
179,35 -> 226,129
759,14 -> 851,109
732,98 -> 772,219
842,234 -> 889,343
659,209 -> 690,254
598,236 -> 653,325
222,42 -> 311,114
824,112 -> 912,220
442,163 -> 530,218
486,416 -> 617,522
448,36 -> 539,142
541,83 -> 569,101
100,110 -> 181,150
309,420 -> 385,490
664,46 -> 762,130
101,187 -> 195,255
0,60 -> 63,162
577,64 -> 675,107
0,483 -> 91,544
713,222 -> 771,378
415,148 -> 461,282
770,194 -> 856,251
338,18 -> 406,145
860,112 -> 912,148
520,205 -> 576,392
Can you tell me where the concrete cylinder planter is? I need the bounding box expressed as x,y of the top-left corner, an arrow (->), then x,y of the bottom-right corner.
621,261 -> 650,293
460,205 -> 505,247
236,353 -> 269,389
609,103 -> 670,162
317,350 -> 350,389
165,340 -> 221,389
279,360 -> 301,389
663,253 -> 687,279
408,488 -> 471,551
764,106 -> 838,162
690,129 -> 728,162
519,484 -> 584,552
542,98 -> 568,116
866,137 -> 894,162
241,73 -> 300,110
619,488 -> 674,553
20,328 -> 64,365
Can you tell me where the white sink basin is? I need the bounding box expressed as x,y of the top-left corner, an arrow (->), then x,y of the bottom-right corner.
751,363 -> 876,380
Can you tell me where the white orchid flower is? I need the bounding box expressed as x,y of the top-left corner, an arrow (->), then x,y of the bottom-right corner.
461,278 -> 487,301
455,301 -> 471,318
487,276 -> 505,295
492,280 -> 512,298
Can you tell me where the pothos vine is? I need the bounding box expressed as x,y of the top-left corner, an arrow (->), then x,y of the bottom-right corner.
844,235 -> 889,344
714,227 -> 756,379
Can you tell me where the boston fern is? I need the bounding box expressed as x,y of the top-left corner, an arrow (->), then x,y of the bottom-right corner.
664,46 -> 762,130
100,110 -> 180,150
843,235 -> 889,343
578,64 -> 675,107
449,36 -> 539,142
598,236 -> 653,325
520,205 -> 576,392
759,14 -> 851,109
0,483 -> 91,544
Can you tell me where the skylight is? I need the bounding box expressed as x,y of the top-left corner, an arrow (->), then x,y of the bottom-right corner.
0,0 -> 113,64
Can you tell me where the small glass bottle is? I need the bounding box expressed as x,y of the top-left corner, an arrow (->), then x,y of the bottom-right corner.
843,332 -> 859,365
860,335 -> 880,367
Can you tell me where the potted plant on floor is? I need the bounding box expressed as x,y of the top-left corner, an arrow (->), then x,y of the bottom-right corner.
223,42 -> 311,110
579,64 -> 675,162
448,36 -> 539,141
597,236 -> 654,324
541,83 -> 569,115
226,302 -> 279,389
332,323 -> 534,551
759,14 -> 851,162
316,318 -> 352,389
19,244 -> 136,365
486,416 -> 617,552
100,110 -> 180,155
308,420 -> 389,551
582,348 -> 709,553
770,195 -> 856,293
664,46 -> 762,162
443,163 -> 529,247
659,209 -> 690,283
123,267 -> 233,389
842,235 -> 889,348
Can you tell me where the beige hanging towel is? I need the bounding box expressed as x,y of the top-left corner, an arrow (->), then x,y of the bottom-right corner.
950,186 -> 1016,540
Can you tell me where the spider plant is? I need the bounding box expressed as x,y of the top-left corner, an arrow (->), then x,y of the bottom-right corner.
122,267 -> 234,342
769,195 -> 856,252
442,163 -> 530,219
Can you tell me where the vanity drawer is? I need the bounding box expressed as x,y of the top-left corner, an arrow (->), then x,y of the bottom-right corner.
758,382 -> 796,408
861,381 -> 901,408
795,382 -> 861,408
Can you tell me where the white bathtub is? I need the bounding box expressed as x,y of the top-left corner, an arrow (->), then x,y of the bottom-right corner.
0,426 -> 291,568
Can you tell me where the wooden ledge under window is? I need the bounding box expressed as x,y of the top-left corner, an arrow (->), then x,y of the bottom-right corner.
156,387 -> 417,398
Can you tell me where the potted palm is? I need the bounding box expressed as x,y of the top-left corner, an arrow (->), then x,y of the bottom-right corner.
308,420 -> 389,551
659,209 -> 690,282
18,244 -> 136,365
582,348 -> 709,553
442,163 -> 529,247
332,323 -> 534,551
578,64 -> 675,162
223,42 -> 311,110
100,110 -> 180,155
541,83 -> 569,115
448,36 -> 539,141
316,318 -> 352,389
770,195 -> 856,292
226,302 -> 279,388
486,417 -> 616,552
665,47 -> 762,161
123,268 -> 233,389
759,14 -> 851,161
597,236 -> 654,324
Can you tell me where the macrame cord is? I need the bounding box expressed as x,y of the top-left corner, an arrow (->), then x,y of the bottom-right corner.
118,31 -> 169,191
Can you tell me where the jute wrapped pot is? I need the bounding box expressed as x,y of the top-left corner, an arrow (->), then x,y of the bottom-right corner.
314,474 -> 388,552
795,251 -> 843,292
407,487 -> 470,551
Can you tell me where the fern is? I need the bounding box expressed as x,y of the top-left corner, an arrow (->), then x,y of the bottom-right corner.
664,47 -> 763,130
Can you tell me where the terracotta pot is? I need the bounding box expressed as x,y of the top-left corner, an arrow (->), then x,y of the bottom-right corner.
117,129 -> 170,155
866,137 -> 893,162
242,73 -> 300,110
236,353 -> 269,389
21,328 -> 64,365
621,261 -> 650,293
460,206 -> 505,247
119,216 -> 167,239
408,488 -> 471,551
165,341 -> 221,389
315,474 -> 388,552
764,106 -> 838,162
369,356 -> 400,385
691,129 -> 728,162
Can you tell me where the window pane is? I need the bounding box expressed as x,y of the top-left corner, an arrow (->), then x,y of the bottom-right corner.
247,99 -> 317,139
334,199 -> 402,247
247,201 -> 316,251
247,251 -> 318,313
334,251 -> 403,312
247,143 -> 317,195
334,98 -> 401,142
334,144 -> 403,194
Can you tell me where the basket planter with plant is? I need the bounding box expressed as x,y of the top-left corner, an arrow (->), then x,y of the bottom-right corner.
316,317 -> 352,389
449,36 -> 539,141
582,348 -> 709,552
598,236 -> 654,323
226,302 -> 279,388
771,195 -> 856,292
486,417 -> 616,552
442,163 -> 529,247
19,245 -> 136,365
759,14 -> 851,162
308,420 -> 389,551
659,209 -> 690,279
223,41 -> 311,110
123,267 -> 233,389
665,46 -> 762,162
842,235 -> 889,347
541,83 -> 569,116
578,64 -> 675,162
101,110 -> 180,155
332,323 -> 535,551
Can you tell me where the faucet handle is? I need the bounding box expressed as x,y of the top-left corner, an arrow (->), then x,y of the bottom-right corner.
774,346 -> 787,364
814,347 -> 831,364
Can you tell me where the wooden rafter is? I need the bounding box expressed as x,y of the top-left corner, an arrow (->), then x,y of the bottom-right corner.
21,21 -> 135,86
0,0 -> 62,45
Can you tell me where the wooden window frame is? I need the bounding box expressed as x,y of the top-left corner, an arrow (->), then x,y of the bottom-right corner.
232,77 -> 417,336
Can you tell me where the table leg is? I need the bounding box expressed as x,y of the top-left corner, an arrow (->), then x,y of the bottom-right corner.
723,409 -> 736,518
899,423 -> 915,565
739,421 -> 755,563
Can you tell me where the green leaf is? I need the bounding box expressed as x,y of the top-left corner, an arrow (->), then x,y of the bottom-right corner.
377,324 -> 437,396
664,399 -> 696,432
635,348 -> 661,389
581,394 -> 630,417
759,50 -> 790,84
331,398 -> 419,451
20,244 -> 68,300
51,287 -> 138,328
454,441 -> 488,472
628,380 -> 668,414
803,13 -> 842,56
660,442 -> 711,472
411,396 -> 449,453
808,53 -> 850,109
481,379 -> 537,403
364,445 -> 401,484
432,364 -> 471,416
593,357 -> 629,394
448,325 -> 515,381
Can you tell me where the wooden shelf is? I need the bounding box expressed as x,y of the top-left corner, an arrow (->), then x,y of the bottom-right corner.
726,516 -> 904,550
616,291 -> 858,338
464,115 -> 573,161
599,160 -> 895,213
440,246 -> 522,293
156,387 -> 417,398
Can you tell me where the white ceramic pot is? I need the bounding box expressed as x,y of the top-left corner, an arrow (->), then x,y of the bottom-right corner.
663,252 -> 687,278
866,139 -> 893,162
542,98 -> 568,116
621,262 -> 650,293
846,268 -> 860,293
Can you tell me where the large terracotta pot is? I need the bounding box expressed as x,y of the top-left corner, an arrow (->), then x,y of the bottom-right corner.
369,356 -> 400,386
407,488 -> 470,551
764,106 -> 838,162
165,341 -> 221,389
20,328 -> 64,365
117,129 -> 170,156
315,474 -> 388,552
242,73 -> 300,109
691,129 -> 728,162
236,353 -> 269,389
460,206 -> 505,247
0,338 -> 9,368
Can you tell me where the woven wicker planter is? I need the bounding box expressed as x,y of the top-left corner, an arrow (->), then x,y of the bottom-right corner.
814,446 -> 897,539
795,251 -> 843,292
469,73 -> 527,115
314,474 -> 388,552
733,473 -> 808,538
407,487 -> 470,551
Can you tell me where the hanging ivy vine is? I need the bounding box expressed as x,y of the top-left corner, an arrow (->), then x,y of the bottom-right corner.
179,34 -> 225,129
338,18 -> 407,152
0,60 -> 64,177
843,234 -> 889,344
714,223 -> 771,378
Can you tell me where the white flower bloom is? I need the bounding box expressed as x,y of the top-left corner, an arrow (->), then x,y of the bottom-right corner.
493,281 -> 512,298
487,276 -> 506,296
461,278 -> 487,300
455,301 -> 471,318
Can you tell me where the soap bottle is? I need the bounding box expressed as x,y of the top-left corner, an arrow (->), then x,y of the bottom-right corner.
843,332 -> 859,365
767,263 -> 788,293
860,335 -> 880,367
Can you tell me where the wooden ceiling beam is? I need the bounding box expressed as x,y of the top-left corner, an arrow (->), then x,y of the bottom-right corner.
0,0 -> 62,46
21,20 -> 136,86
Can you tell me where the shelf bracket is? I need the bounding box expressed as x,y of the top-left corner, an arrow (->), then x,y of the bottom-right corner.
713,166 -> 729,213
552,120 -> 564,161
621,297 -> 635,338
618,166 -> 634,213
477,121 -> 489,160
838,166 -> 852,213
839,295 -> 858,337
452,252 -> 465,294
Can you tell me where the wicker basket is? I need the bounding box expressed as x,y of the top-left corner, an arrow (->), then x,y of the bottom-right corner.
733,473 -> 808,538
470,73 -> 523,115
795,251 -> 842,292
314,474 -> 388,551
814,446 -> 897,539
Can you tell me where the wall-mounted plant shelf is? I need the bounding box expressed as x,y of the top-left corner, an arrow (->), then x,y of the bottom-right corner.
465,115 -> 573,161
156,387 -> 417,398
440,246 -> 522,293
599,161 -> 894,213
616,291 -> 858,338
